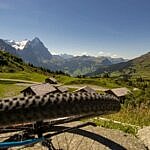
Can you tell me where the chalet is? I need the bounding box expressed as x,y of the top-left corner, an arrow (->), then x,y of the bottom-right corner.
45,77 -> 57,84
105,87 -> 130,103
74,86 -> 96,93
21,83 -> 57,96
55,86 -> 68,93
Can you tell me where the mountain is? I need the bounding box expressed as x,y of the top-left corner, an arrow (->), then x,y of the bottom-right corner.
48,55 -> 115,75
0,37 -> 126,75
60,54 -> 74,59
4,37 -> 53,68
60,55 -> 113,75
18,37 -> 52,66
88,52 -> 150,78
107,57 -> 127,64
56,55 -> 127,76
0,39 -> 18,56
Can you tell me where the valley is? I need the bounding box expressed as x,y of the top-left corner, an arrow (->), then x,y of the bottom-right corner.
0,49 -> 149,132
0,45 -> 150,149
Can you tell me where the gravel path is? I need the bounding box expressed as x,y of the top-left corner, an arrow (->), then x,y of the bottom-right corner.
1,121 -> 146,150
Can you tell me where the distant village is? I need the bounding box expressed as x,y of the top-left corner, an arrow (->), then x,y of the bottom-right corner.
21,77 -> 130,103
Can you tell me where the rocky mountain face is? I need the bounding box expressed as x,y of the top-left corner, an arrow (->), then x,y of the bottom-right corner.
0,37 -> 126,75
18,37 -> 52,67
3,37 -> 53,68
0,39 -> 18,56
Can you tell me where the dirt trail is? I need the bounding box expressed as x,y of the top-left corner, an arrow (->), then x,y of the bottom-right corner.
0,78 -> 40,84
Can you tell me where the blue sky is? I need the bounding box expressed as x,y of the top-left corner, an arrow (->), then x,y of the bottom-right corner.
0,0 -> 150,59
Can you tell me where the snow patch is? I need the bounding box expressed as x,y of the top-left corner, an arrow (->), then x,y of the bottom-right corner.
5,39 -> 29,50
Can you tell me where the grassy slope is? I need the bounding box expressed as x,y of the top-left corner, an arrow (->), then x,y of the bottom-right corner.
104,107 -> 150,127
0,50 -> 50,97
90,52 -> 150,79
0,72 -> 47,98
0,72 -> 47,82
0,80 -> 26,98
56,75 -> 121,88
131,52 -> 150,78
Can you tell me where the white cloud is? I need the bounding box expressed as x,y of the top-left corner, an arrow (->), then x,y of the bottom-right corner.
51,49 -> 119,58
97,50 -> 119,58
50,50 -> 60,55
98,51 -> 104,56
81,52 -> 88,55
111,54 -> 118,58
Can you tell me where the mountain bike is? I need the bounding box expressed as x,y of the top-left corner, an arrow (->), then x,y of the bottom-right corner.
0,92 -> 120,149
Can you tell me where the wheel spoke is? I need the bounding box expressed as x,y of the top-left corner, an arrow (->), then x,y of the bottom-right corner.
67,133 -> 75,148
63,132 -> 69,150
75,136 -> 85,150
55,135 -> 61,149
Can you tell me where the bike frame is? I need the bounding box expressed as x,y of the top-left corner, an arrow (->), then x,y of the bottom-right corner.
0,114 -> 97,149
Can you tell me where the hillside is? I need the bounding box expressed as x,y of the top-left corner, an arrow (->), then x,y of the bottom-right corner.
0,50 -> 50,98
0,50 -> 57,81
88,52 -> 150,79
0,50 -> 27,72
131,52 -> 150,78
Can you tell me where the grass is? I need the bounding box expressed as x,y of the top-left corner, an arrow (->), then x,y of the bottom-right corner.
56,75 -> 121,88
55,75 -> 76,84
92,118 -> 139,135
67,78 -> 121,88
0,71 -> 49,98
0,80 -> 27,98
0,71 -> 48,82
0,71 -> 149,135
68,88 -> 77,92
103,106 -> 150,127
91,106 -> 150,135
0,72 -> 122,89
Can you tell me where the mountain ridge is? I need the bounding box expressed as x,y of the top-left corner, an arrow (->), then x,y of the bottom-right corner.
87,51 -> 150,78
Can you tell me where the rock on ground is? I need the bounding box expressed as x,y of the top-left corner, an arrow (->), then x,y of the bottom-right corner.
137,126 -> 150,150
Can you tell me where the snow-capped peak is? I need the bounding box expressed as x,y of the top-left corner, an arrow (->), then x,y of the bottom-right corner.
5,39 -> 29,50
